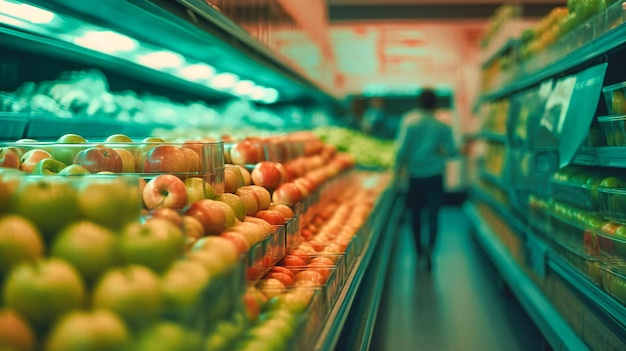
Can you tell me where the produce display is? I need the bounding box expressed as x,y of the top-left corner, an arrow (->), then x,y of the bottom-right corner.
0,126 -> 388,350
312,126 -> 396,169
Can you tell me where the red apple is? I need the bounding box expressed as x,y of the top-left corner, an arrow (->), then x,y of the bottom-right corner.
142,145 -> 186,173
243,293 -> 261,322
181,147 -> 201,174
294,270 -> 325,285
270,266 -> 296,279
113,148 -> 136,173
229,140 -> 260,165
283,255 -> 306,267
258,278 -> 286,299
224,165 -> 245,193
92,265 -> 163,328
143,174 -> 188,210
186,199 -> 236,235
73,146 -> 123,173
236,188 -> 259,216
150,207 -> 184,228
182,215 -> 205,250
119,217 -> 185,273
0,308 -> 35,351
272,182 -> 303,207
239,185 -> 271,210
238,165 -> 252,185
269,203 -> 294,220
255,209 -> 286,226
251,161 -> 284,190
220,231 -> 251,255
266,271 -> 294,287
306,262 -> 333,281
0,147 -> 20,169
310,256 -> 336,266
288,249 -> 310,264
19,149 -> 52,173
0,214 -> 44,276
3,258 -> 86,328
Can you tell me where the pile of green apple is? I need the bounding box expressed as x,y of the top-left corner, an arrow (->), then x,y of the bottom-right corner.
0,172 -> 254,350
313,126 -> 396,169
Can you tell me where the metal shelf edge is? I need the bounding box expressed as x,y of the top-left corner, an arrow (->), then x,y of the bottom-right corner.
463,201 -> 590,351
313,186 -> 399,350
547,251 -> 626,330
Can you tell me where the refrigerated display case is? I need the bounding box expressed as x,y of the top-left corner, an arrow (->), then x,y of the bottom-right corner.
0,1 -> 400,350
469,2 -> 626,350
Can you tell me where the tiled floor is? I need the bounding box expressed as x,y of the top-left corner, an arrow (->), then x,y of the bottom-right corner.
369,206 -> 549,351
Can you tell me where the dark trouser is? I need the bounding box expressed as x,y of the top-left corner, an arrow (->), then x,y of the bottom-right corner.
407,174 -> 444,255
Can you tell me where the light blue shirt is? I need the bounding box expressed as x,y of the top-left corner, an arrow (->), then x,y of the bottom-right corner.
395,109 -> 457,178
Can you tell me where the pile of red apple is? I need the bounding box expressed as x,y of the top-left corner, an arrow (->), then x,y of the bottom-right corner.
0,133 -> 222,184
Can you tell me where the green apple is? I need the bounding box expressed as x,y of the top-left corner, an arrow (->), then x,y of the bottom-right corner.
105,134 -> 133,143
600,176 -> 626,188
131,322 -> 201,351
3,258 -> 86,328
50,221 -> 119,284
92,265 -> 163,328
142,137 -> 166,143
613,88 -> 626,115
10,177 -> 80,238
215,193 -> 247,222
77,176 -> 142,230
204,319 -> 244,351
58,164 -> 90,176
0,308 -> 35,351
161,259 -> 209,322
52,134 -> 87,165
119,217 -> 185,273
43,309 -> 131,351
0,170 -> 22,214
0,215 -> 44,277
184,177 -> 215,205
31,158 -> 67,175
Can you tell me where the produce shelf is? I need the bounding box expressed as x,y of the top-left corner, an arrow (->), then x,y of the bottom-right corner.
547,251 -> 626,333
479,5 -> 626,103
6,0 -> 340,107
313,184 -> 400,350
464,201 -> 590,351
479,131 -> 507,143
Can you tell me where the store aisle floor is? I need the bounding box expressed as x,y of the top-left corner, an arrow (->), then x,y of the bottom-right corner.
369,206 -> 548,351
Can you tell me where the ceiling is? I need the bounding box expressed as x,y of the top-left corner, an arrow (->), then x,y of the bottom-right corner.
327,0 -> 566,21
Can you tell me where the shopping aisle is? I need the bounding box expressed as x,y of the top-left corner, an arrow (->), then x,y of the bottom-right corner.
369,206 -> 548,351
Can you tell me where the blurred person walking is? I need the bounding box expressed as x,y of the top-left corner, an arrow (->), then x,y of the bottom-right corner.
394,88 -> 458,271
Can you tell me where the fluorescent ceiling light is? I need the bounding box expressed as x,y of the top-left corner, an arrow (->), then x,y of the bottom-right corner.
179,64 -> 216,80
261,88 -> 279,104
250,86 -> 266,101
73,30 -> 137,53
234,80 -> 255,96
137,51 -> 184,69
210,72 -> 238,90
0,1 -> 54,24
0,13 -> 23,27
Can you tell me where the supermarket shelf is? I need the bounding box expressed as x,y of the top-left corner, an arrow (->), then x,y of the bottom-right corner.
470,186 -> 525,239
479,131 -> 507,143
480,38 -> 518,70
333,189 -> 403,351
478,172 -> 509,194
314,185 -> 399,351
464,201 -> 590,351
480,16 -> 626,102
547,252 -> 626,333
17,0 -> 340,106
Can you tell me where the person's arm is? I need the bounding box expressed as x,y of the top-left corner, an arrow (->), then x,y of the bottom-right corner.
440,124 -> 459,158
394,117 -> 411,172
